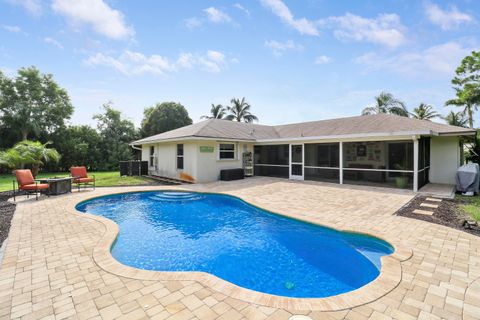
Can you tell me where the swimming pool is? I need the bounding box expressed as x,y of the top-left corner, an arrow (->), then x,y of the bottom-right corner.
76,191 -> 394,298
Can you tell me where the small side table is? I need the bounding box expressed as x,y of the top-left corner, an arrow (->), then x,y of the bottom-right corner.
39,177 -> 73,195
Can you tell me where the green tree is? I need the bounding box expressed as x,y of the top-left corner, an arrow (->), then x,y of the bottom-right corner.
445,51 -> 480,128
443,111 -> 468,127
226,97 -> 258,122
0,67 -> 74,141
201,104 -> 227,120
141,102 -> 192,137
47,125 -> 103,171
465,129 -> 480,163
93,103 -> 139,170
362,92 -> 409,117
0,140 -> 60,176
411,103 -> 440,120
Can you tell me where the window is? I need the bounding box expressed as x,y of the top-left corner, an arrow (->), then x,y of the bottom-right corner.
149,146 -> 155,166
253,145 -> 289,178
304,143 -> 340,183
219,143 -> 236,160
177,144 -> 184,169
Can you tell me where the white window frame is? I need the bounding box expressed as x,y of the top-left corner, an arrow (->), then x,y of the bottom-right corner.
218,143 -> 237,160
149,146 -> 155,167
176,144 -> 184,170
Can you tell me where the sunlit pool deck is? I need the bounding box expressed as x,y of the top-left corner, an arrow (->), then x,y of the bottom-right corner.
1,177 -> 480,319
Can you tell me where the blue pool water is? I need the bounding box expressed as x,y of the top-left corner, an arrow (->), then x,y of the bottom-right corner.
76,191 -> 394,298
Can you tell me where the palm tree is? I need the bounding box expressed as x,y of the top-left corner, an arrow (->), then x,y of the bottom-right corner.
226,97 -> 258,123
445,87 -> 480,128
201,104 -> 227,120
362,92 -> 409,117
443,111 -> 468,127
0,140 -> 60,176
411,103 -> 440,120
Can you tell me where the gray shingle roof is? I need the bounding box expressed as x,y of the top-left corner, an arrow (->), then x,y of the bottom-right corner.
131,114 -> 475,145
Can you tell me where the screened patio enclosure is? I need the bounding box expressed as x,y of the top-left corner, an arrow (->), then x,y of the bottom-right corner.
254,138 -> 430,190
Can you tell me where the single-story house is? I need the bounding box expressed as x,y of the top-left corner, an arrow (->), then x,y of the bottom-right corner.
130,114 -> 476,191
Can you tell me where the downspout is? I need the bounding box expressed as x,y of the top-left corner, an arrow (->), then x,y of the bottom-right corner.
130,145 -> 142,162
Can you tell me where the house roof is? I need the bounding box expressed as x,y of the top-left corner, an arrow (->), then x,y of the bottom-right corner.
131,114 -> 476,145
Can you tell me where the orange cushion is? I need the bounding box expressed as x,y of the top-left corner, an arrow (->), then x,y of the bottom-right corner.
74,177 -> 94,183
20,183 -> 49,190
70,166 -> 88,179
15,170 -> 35,186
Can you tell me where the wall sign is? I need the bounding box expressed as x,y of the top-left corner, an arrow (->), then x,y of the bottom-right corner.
200,146 -> 214,153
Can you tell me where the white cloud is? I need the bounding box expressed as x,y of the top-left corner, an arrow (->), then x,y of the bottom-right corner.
44,37 -> 64,49
314,55 -> 331,64
323,13 -> 406,48
198,50 -> 227,73
184,17 -> 202,30
204,7 -> 232,24
265,40 -> 303,56
424,2 -> 472,30
234,3 -> 250,16
2,25 -> 22,33
355,41 -> 473,76
84,50 -> 230,75
5,0 -> 41,15
260,0 -> 319,36
51,0 -> 134,40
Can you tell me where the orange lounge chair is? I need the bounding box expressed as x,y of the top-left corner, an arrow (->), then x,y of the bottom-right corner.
13,169 -> 49,201
70,166 -> 95,191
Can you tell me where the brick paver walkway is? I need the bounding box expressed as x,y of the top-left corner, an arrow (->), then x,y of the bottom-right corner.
1,177 -> 479,320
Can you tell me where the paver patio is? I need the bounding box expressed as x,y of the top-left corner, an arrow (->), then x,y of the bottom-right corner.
1,177 -> 480,320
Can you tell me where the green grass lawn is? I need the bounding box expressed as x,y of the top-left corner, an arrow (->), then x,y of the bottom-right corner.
457,195 -> 480,222
0,171 -> 156,192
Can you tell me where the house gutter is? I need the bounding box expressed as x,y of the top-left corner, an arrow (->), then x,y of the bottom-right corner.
254,130 -> 436,143
129,129 -> 475,146
130,136 -> 256,145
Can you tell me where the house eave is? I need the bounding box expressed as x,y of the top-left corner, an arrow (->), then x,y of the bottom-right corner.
254,130 -> 436,143
437,131 -> 476,137
130,135 -> 256,145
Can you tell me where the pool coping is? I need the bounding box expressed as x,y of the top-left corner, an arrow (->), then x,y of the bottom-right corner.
65,188 -> 413,311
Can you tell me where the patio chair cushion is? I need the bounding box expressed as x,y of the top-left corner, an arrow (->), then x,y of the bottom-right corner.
15,169 -> 35,186
20,183 -> 49,191
74,177 -> 94,183
70,166 -> 88,179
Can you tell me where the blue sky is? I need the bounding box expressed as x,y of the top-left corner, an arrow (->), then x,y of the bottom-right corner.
1,0 -> 479,127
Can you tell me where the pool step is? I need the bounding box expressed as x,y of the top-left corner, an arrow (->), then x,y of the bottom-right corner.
149,192 -> 204,202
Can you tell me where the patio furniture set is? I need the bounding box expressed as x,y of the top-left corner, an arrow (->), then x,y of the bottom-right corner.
12,166 -> 95,201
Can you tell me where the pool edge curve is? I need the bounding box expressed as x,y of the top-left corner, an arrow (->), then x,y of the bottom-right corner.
66,188 -> 412,311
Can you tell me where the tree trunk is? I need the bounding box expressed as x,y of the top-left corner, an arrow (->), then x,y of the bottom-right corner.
21,130 -> 28,141
31,164 -> 39,177
468,106 -> 473,128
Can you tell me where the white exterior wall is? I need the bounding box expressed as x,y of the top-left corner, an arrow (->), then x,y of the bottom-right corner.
195,141 -> 253,183
141,144 -> 152,170
142,140 -> 253,182
429,136 -> 461,184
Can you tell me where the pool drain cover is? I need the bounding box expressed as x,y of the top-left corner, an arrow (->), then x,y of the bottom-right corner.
284,281 -> 295,290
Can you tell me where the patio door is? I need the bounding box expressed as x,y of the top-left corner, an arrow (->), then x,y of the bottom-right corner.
290,144 -> 304,180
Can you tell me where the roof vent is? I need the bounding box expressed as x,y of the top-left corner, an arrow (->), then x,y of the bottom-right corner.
250,129 -> 255,135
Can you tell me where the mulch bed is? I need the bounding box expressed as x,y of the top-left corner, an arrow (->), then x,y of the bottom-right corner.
0,191 -> 16,249
396,195 -> 480,236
